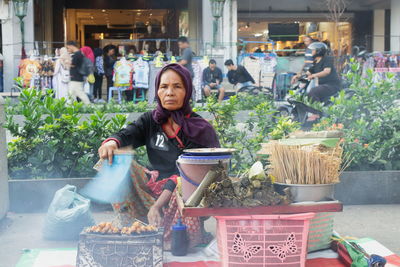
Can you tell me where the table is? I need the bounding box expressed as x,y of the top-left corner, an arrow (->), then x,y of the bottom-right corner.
176,191 -> 343,217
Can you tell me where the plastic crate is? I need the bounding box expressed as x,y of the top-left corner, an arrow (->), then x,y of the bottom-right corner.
216,213 -> 314,267
308,212 -> 334,252
76,228 -> 163,267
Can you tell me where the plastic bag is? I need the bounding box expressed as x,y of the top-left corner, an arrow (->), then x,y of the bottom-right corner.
43,184 -> 95,240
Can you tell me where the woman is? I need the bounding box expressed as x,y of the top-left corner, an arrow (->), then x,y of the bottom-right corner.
52,47 -> 71,99
104,46 -> 117,101
93,48 -> 105,102
81,46 -> 95,101
98,64 -> 219,249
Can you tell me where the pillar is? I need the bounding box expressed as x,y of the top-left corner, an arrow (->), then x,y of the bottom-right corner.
2,0 -> 34,91
391,0 -> 400,51
373,10 -> 385,51
0,96 -> 9,220
201,0 -> 213,54
221,0 -> 237,61
188,0 -> 202,55
44,0 -> 53,55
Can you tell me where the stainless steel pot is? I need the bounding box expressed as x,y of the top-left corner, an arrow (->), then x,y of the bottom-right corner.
274,183 -> 336,202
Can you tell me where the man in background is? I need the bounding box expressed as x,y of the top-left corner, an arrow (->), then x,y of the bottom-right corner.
177,36 -> 194,78
292,35 -> 315,84
224,59 -> 255,90
202,59 -> 225,102
66,41 -> 90,104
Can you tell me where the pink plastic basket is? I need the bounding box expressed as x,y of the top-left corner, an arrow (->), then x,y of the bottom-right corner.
216,213 -> 315,267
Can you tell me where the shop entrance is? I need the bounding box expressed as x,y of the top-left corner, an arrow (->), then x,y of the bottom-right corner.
66,9 -> 182,55
238,20 -> 352,56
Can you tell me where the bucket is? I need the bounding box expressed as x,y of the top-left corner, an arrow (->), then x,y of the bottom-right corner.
177,154 -> 232,201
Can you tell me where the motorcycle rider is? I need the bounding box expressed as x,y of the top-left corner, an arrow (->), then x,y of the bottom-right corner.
304,42 -> 341,102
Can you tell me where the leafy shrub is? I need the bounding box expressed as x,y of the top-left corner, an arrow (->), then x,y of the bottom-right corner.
313,62 -> 400,170
5,89 -> 127,178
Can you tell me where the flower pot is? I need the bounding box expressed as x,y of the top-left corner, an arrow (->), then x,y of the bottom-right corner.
274,182 -> 336,202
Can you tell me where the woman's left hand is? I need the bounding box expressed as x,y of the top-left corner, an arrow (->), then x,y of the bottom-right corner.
148,205 -> 163,226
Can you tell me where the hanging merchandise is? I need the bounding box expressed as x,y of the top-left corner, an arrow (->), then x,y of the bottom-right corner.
243,56 -> 261,86
192,60 -> 205,102
113,58 -> 134,87
148,61 -> 163,104
19,57 -> 42,87
133,57 -> 150,89
40,56 -> 55,90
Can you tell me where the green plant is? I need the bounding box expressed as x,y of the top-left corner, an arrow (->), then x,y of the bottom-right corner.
203,95 -> 297,173
5,89 -> 128,179
313,62 -> 400,170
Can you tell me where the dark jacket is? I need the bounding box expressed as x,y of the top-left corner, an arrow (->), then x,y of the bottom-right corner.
227,65 -> 255,85
202,66 -> 223,85
104,55 -> 116,77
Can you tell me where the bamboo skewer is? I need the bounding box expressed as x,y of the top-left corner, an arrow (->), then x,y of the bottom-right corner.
267,141 -> 347,185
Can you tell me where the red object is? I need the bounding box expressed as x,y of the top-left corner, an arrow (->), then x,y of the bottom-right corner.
101,138 -> 121,147
145,169 -> 178,197
331,241 -> 352,267
162,257 -> 347,267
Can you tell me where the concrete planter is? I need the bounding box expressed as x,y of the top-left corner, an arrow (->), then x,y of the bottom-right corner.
0,96 -> 9,220
335,171 -> 400,205
8,178 -> 111,213
7,170 -> 400,213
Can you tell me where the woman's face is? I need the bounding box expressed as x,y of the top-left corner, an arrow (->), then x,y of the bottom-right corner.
108,49 -> 115,56
157,69 -> 186,111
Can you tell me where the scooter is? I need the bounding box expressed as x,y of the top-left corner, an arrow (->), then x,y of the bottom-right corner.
274,75 -> 321,125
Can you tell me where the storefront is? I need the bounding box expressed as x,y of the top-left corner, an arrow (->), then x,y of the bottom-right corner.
237,17 -> 353,55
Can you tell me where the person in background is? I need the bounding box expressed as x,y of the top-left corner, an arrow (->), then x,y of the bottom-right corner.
177,36 -> 194,78
202,59 -> 225,102
306,42 -> 341,102
93,48 -> 105,103
52,47 -> 71,99
81,46 -> 95,102
292,35 -> 315,84
66,41 -> 90,104
104,46 -> 117,101
224,59 -> 255,90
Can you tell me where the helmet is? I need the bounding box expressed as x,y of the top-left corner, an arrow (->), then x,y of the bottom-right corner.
308,42 -> 328,58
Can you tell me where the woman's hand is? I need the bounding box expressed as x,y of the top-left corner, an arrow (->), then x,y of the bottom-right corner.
148,204 -> 163,226
307,73 -> 315,80
98,140 -> 118,164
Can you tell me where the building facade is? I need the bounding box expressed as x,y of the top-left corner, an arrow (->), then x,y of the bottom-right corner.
0,0 -> 398,91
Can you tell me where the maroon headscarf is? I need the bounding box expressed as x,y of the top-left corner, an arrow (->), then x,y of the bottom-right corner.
152,64 -> 220,148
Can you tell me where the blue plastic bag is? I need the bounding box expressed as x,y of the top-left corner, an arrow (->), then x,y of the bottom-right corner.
80,153 -> 133,204
43,185 -> 95,240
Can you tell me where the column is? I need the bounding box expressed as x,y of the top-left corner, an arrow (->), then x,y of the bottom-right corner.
221,0 -> 238,61
373,10 -> 385,51
201,0 -> 213,54
391,0 -> 400,51
188,0 -> 202,55
44,0 -> 53,55
2,0 -> 34,91
0,96 -> 9,220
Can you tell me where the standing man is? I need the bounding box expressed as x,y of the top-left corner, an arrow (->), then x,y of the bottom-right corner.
66,41 -> 90,104
292,35 -> 315,84
177,36 -> 194,78
202,59 -> 225,102
224,59 -> 255,90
